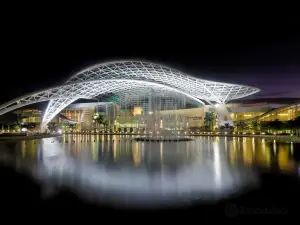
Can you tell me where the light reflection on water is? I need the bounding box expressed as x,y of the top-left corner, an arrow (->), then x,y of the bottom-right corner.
0,135 -> 300,207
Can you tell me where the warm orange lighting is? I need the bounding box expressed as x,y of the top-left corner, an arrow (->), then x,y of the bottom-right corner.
132,106 -> 143,116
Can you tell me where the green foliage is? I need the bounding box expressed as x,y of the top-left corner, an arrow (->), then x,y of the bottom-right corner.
236,121 -> 248,130
47,122 -> 59,132
250,120 -> 260,131
259,116 -> 300,133
93,112 -> 105,125
12,124 -> 20,131
291,116 -> 300,128
204,111 -> 217,131
92,113 -> 108,131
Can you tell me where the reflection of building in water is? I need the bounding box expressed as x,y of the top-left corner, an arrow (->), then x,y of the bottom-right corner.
255,140 -> 271,168
132,143 -> 142,166
227,138 -> 277,169
18,140 -> 38,159
212,141 -> 222,187
242,139 -> 254,165
10,136 -> 298,176
228,139 -> 238,165
91,137 -> 99,161
135,142 -> 196,174
93,138 -> 139,166
21,140 -> 26,158
277,144 -> 295,172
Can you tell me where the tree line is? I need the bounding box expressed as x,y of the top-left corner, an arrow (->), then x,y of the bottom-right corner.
236,116 -> 300,136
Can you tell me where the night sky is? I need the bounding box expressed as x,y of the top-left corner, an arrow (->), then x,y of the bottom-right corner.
1,15 -> 299,105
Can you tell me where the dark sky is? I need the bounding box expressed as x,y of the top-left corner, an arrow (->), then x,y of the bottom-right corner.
1,15 -> 300,105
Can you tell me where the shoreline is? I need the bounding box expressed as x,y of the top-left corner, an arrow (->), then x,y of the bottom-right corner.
0,134 -> 62,141
63,132 -> 300,143
189,133 -> 300,143
0,133 -> 299,143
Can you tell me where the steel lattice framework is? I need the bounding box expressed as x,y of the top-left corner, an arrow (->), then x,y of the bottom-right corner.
0,61 -> 260,131
98,86 -> 201,111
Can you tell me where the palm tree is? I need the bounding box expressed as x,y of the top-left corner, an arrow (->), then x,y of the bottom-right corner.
251,120 -> 260,132
236,121 -> 248,132
93,112 -> 105,131
69,123 -> 76,132
12,123 -> 20,132
204,111 -> 217,131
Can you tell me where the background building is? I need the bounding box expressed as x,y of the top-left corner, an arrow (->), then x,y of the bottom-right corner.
1,97 -> 299,134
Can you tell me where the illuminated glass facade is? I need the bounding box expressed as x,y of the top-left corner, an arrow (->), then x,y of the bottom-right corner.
61,108 -> 84,123
9,101 -> 300,132
230,112 -> 265,121
258,103 -> 300,122
226,103 -> 272,122
236,102 -> 300,123
13,109 -> 42,123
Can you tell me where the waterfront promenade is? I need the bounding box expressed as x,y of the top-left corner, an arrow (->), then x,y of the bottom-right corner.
0,133 -> 62,140
0,132 -> 299,143
191,133 -> 300,143
63,132 -> 300,143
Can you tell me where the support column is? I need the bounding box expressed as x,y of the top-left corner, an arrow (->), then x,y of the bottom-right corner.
214,104 -> 233,127
40,122 -> 48,133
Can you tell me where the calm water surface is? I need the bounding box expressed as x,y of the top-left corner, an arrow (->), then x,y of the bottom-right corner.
0,135 -> 300,207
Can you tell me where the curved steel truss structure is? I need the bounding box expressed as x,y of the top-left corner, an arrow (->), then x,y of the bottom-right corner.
97,86 -> 203,110
0,61 -> 260,131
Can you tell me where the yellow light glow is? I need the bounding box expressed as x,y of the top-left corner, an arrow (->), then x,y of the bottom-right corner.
132,106 -> 143,116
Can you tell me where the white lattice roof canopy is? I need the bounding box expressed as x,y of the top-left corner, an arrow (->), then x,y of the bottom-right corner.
0,60 -> 260,130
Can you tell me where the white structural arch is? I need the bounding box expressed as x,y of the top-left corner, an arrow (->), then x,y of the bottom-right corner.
0,60 -> 260,131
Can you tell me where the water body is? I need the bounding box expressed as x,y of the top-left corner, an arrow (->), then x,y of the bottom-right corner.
0,135 -> 300,208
